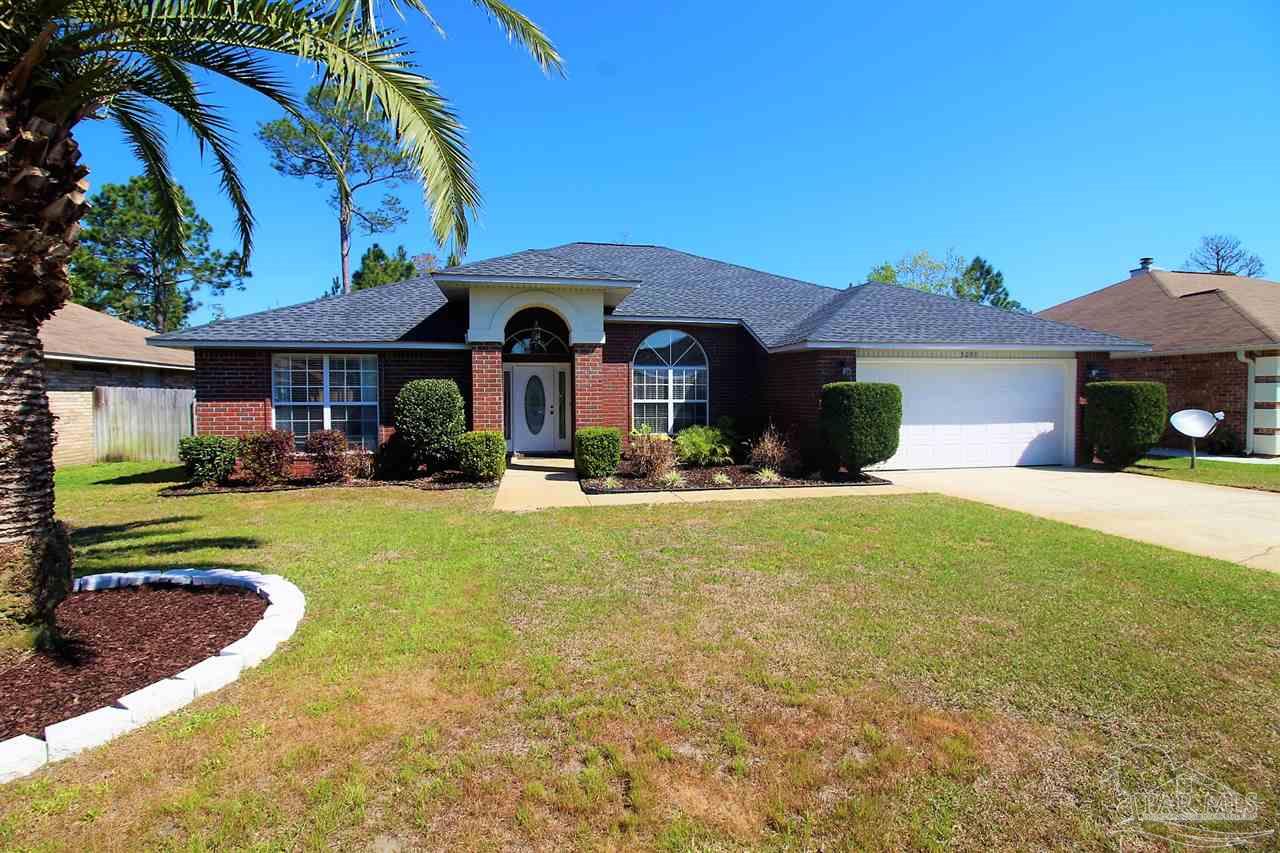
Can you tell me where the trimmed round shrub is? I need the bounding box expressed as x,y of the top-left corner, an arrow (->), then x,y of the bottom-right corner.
178,435 -> 239,485
673,425 -> 732,467
575,427 -> 622,478
239,429 -> 294,484
818,382 -> 902,474
373,431 -> 418,480
1083,381 -> 1167,469
456,431 -> 507,481
395,379 -> 465,470
304,429 -> 350,482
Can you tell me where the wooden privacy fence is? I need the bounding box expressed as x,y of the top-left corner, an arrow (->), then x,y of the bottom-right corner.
93,386 -> 195,462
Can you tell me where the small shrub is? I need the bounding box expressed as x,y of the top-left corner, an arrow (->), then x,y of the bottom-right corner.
711,472 -> 732,486
456,431 -> 507,481
754,467 -> 781,484
373,432 -> 418,480
658,470 -> 685,489
305,429 -> 349,482
601,475 -> 622,490
1083,381 -> 1168,469
347,452 -> 375,480
395,379 -> 466,470
238,429 -> 294,485
673,425 -> 732,467
819,382 -> 902,474
178,436 -> 239,485
749,423 -> 795,473
630,431 -> 675,478
575,427 -> 622,478
1205,424 -> 1242,455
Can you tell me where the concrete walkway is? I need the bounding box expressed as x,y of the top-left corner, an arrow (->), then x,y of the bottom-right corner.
890,467 -> 1280,573
492,456 -> 916,512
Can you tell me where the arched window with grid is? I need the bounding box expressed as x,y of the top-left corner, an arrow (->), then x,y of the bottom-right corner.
631,329 -> 709,434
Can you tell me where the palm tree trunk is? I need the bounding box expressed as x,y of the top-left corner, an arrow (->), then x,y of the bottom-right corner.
0,307 -> 71,636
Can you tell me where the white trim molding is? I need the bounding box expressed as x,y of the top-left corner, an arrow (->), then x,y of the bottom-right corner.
148,340 -> 469,351
45,353 -> 195,371
0,569 -> 304,785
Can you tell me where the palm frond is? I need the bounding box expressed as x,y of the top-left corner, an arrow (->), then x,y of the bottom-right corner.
108,93 -> 186,256
468,0 -> 562,74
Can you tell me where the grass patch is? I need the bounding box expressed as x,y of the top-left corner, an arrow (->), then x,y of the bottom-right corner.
1128,454 -> 1280,492
1,460 -> 1278,849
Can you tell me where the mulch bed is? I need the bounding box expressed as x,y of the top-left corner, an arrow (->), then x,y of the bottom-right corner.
160,471 -> 495,497
581,463 -> 891,494
0,584 -> 268,741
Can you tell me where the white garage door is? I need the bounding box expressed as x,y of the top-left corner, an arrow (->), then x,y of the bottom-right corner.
856,358 -> 1075,470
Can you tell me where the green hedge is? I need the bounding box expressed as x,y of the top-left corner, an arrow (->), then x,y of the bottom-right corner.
1083,381 -> 1167,469
394,379 -> 465,470
818,382 -> 902,473
456,431 -> 507,481
178,436 -> 239,485
575,427 -> 621,478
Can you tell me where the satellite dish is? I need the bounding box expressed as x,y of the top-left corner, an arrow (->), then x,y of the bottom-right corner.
1169,409 -> 1225,468
1170,409 -> 1224,439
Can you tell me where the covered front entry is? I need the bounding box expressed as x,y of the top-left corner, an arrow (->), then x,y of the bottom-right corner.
857,356 -> 1076,469
505,363 -> 571,453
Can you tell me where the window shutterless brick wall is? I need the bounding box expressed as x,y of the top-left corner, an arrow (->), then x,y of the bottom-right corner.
599,322 -> 766,437
764,349 -> 856,451
381,350 -> 471,442
194,349 -> 272,437
470,344 -> 504,432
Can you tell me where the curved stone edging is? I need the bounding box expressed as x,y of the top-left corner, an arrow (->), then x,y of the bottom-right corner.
0,569 -> 304,784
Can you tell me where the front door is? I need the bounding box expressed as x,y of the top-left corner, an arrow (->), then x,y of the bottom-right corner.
509,364 -> 569,453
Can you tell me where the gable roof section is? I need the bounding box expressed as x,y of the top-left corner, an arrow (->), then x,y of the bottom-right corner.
150,276 -> 452,346
151,242 -> 1148,352
1039,270 -> 1280,353
42,302 -> 193,368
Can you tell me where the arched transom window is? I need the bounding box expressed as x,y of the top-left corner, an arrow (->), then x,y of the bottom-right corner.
504,322 -> 568,356
632,329 -> 708,434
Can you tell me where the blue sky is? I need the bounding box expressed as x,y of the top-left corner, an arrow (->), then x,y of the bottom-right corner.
75,0 -> 1279,324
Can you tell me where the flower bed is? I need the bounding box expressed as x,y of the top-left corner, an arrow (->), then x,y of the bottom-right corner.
580,462 -> 890,494
160,470 -> 496,497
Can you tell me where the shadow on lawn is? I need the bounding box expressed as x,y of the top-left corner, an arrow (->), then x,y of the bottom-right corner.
68,516 -> 198,549
93,465 -> 189,485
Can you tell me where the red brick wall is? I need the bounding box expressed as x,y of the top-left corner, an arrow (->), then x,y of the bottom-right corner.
194,349 -> 271,436
1102,352 -> 1249,448
572,343 -> 607,429
470,344 -> 503,432
598,323 -> 766,436
763,349 -> 856,450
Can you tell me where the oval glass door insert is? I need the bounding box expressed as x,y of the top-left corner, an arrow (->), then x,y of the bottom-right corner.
524,375 -> 546,435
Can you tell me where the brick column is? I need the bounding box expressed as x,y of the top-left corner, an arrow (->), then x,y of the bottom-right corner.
470,344 -> 503,432
573,343 -> 605,430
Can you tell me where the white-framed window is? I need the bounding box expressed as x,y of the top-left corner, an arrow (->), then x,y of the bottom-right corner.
632,329 -> 709,434
271,354 -> 379,450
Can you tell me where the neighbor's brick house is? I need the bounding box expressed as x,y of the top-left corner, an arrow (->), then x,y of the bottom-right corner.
152,243 -> 1146,471
1040,259 -> 1280,457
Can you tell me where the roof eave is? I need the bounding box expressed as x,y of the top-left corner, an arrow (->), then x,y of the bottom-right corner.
769,341 -> 1152,354
147,339 -> 468,351
431,273 -> 639,290
46,352 -> 194,371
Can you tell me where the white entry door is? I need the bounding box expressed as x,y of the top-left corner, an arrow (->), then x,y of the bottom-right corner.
856,358 -> 1075,470
509,364 -> 570,453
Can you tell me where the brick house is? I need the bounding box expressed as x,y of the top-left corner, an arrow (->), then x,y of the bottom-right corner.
150,243 -> 1146,470
41,302 -> 194,465
1040,259 -> 1280,457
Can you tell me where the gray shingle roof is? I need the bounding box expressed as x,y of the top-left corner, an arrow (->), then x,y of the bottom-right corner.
150,276 -> 448,344
152,242 -> 1147,351
438,248 -> 637,282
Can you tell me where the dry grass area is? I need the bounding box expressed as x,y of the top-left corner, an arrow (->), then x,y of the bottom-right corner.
1,462 -> 1278,850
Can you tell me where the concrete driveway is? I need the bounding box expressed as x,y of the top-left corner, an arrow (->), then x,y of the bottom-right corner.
889,467 -> 1280,573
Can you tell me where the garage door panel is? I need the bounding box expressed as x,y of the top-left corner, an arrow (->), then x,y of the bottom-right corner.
857,359 -> 1072,470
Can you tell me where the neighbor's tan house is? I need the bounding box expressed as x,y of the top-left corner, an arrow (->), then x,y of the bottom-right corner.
1040,259 -> 1280,457
41,302 -> 194,465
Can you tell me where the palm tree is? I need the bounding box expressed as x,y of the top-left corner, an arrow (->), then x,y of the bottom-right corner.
0,0 -> 561,640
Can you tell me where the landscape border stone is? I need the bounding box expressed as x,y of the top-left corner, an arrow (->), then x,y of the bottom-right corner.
0,569 -> 303,784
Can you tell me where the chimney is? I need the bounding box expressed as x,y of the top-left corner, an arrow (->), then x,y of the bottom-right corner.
1130,257 -> 1154,276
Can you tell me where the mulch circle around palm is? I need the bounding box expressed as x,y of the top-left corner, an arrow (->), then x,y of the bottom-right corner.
0,584 -> 267,741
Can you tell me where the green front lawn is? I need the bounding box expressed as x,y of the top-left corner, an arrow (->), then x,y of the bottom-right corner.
2,462 -> 1279,850
1128,454 -> 1280,493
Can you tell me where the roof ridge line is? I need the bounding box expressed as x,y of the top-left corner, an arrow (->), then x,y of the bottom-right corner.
1213,288 -> 1280,343
554,242 -> 834,293
528,247 -> 631,280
